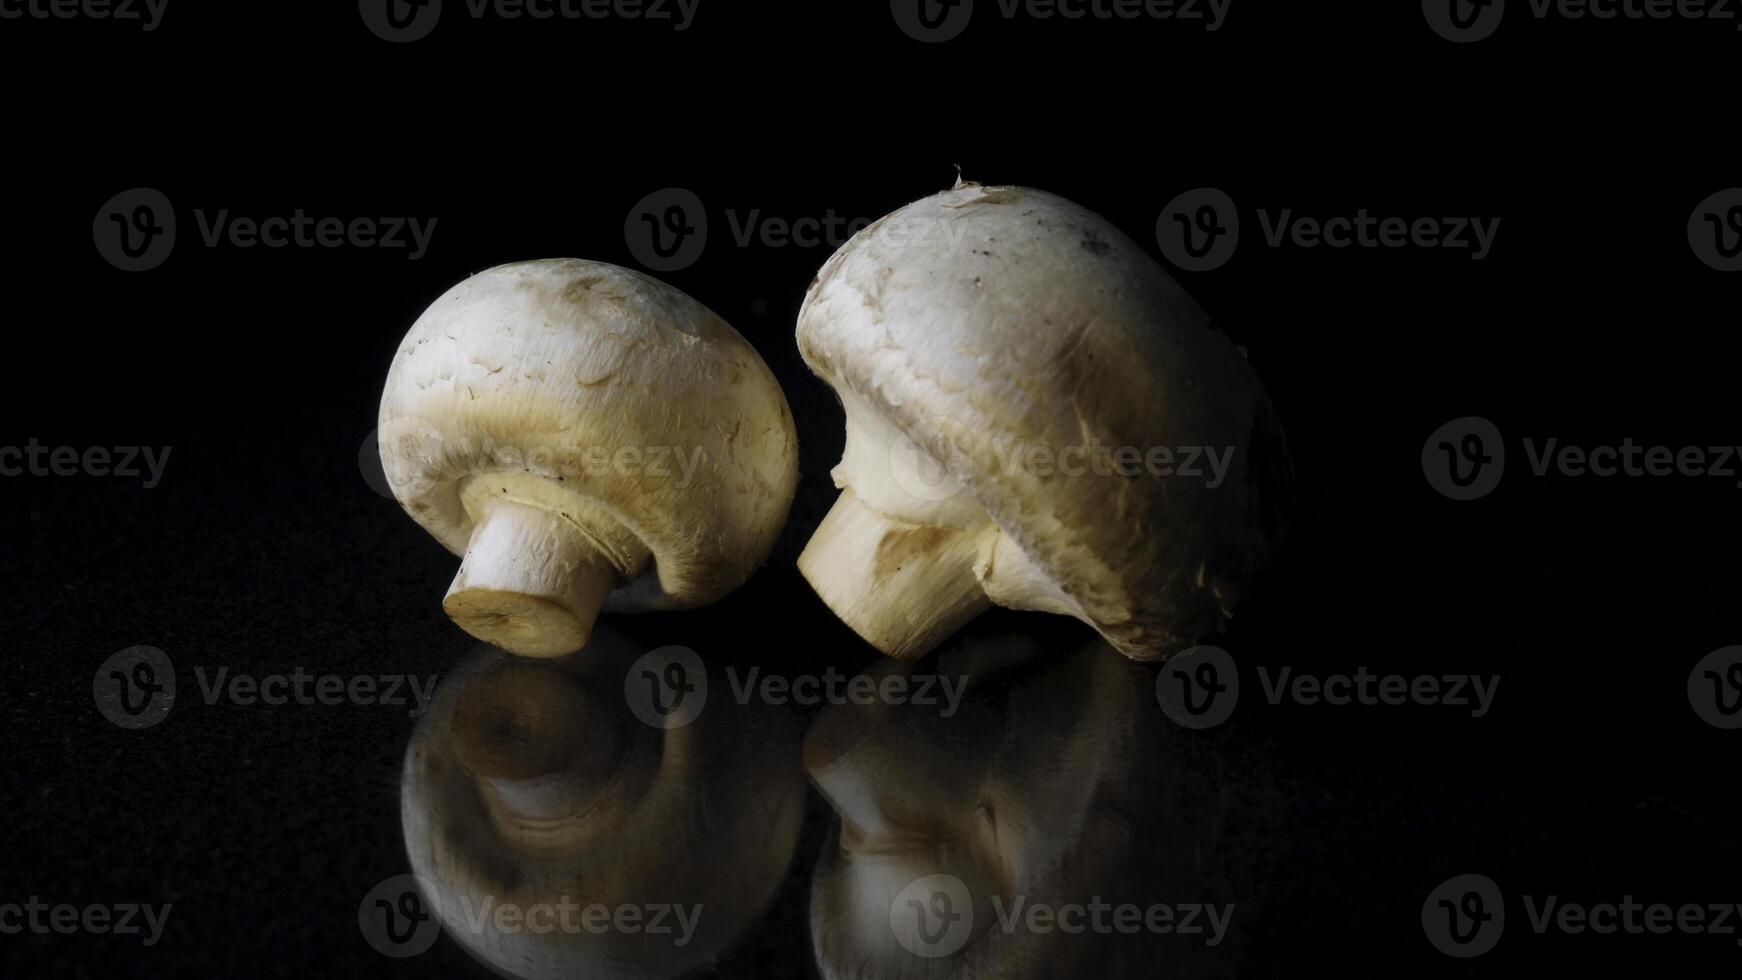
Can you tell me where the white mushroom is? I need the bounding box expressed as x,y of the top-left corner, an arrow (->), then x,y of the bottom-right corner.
379,259 -> 798,657
796,183 -> 1286,662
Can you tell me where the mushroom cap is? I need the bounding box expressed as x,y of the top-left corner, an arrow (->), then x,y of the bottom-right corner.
381,259 -> 798,611
797,185 -> 1285,660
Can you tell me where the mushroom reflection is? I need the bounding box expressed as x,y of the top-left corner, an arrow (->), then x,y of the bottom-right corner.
806,621 -> 1285,979
400,628 -> 805,979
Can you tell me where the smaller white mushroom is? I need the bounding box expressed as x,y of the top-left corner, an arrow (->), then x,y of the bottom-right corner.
379,259 -> 798,657
796,184 -> 1287,662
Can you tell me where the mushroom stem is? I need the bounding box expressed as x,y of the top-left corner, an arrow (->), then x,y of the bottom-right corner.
797,489 -> 993,661
443,497 -> 620,658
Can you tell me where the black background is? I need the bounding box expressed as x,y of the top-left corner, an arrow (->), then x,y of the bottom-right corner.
2,0 -> 1739,975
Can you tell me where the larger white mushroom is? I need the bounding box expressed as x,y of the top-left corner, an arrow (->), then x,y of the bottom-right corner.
380,259 -> 798,657
796,183 -> 1286,662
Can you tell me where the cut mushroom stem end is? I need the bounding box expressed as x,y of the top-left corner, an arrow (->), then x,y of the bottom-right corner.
797,488 -> 993,661
442,494 -> 639,659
